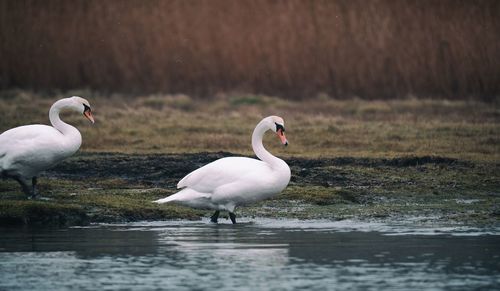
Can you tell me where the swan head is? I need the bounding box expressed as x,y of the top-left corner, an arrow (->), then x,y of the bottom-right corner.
70,96 -> 94,124
267,116 -> 288,146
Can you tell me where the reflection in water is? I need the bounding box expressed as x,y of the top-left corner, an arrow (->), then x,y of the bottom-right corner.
1,219 -> 499,290
0,227 -> 159,258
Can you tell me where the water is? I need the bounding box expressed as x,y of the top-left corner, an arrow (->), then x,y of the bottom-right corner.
1,218 -> 499,290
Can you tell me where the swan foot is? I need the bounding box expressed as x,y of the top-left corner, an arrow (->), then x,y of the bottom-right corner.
210,210 -> 220,223
229,212 -> 236,224
13,176 -> 33,199
29,177 -> 40,199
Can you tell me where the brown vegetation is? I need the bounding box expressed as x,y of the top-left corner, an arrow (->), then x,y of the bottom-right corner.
1,0 -> 499,99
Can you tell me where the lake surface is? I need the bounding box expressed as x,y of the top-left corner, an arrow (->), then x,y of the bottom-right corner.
1,218 -> 499,290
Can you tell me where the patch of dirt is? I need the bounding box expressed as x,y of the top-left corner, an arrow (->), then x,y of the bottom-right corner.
46,152 -> 472,189
4,152 -> 497,227
46,152 -> 234,187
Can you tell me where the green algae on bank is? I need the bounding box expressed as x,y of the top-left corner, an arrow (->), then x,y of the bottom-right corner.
0,152 -> 499,227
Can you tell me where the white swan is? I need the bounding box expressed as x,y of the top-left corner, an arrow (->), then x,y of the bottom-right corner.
154,115 -> 291,224
0,96 -> 94,198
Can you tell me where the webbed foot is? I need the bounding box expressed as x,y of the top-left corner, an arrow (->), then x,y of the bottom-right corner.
229,212 -> 236,224
210,210 -> 220,223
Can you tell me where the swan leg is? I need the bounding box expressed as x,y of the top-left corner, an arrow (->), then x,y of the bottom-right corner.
31,177 -> 39,198
210,210 -> 220,223
13,176 -> 32,198
229,212 -> 236,224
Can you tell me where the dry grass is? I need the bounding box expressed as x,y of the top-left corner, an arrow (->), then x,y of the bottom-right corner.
0,90 -> 499,162
0,0 -> 499,99
1,90 -> 499,226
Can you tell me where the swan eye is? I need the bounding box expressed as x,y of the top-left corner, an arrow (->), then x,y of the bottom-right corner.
83,104 -> 91,113
275,122 -> 285,133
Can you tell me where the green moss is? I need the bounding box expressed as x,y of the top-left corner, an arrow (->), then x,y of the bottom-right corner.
280,186 -> 362,205
0,152 -> 498,226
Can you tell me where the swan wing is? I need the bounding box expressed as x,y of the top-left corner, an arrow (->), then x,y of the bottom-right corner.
0,124 -> 65,144
0,125 -> 72,175
0,125 -> 67,155
177,157 -> 270,193
153,188 -> 218,209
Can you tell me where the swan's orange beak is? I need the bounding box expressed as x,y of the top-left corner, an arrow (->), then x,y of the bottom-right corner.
277,129 -> 288,146
83,110 -> 95,124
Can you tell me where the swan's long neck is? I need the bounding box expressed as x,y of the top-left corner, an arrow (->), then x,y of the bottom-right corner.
49,99 -> 82,147
252,120 -> 282,168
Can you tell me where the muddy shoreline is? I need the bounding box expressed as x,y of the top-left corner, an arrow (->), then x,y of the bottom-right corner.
1,152 -> 499,227
45,152 -> 474,188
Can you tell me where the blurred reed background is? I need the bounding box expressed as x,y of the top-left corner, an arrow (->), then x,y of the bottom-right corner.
0,0 -> 499,99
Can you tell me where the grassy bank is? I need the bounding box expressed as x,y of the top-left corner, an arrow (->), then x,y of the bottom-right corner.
0,91 -> 499,226
0,153 -> 498,226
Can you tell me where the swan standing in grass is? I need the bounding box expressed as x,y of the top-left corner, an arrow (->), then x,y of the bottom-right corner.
0,96 -> 94,199
154,116 -> 291,224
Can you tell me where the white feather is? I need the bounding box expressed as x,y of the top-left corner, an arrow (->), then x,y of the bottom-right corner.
154,116 -> 291,214
0,125 -> 80,178
0,96 -> 92,196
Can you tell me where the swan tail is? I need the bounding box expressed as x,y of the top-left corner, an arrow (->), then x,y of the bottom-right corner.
153,195 -> 177,204
177,172 -> 193,189
153,188 -> 211,204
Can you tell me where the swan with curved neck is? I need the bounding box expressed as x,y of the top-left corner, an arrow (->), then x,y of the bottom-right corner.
0,96 -> 94,198
154,116 -> 291,224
